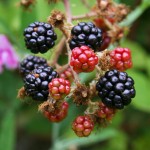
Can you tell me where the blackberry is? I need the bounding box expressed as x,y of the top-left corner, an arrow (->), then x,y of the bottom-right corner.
69,22 -> 103,51
96,69 -> 136,109
19,55 -> 48,77
24,21 -> 57,53
24,66 -> 58,101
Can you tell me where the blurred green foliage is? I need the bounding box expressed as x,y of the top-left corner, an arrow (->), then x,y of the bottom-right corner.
0,0 -> 150,150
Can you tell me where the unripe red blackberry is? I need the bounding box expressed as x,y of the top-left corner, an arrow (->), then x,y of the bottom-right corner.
70,46 -> 98,73
59,67 -> 74,82
44,101 -> 69,122
24,21 -> 57,53
96,102 -> 116,121
24,66 -> 58,101
48,78 -> 70,100
69,22 -> 103,51
19,55 -> 48,77
72,115 -> 94,137
110,47 -> 132,71
96,69 -> 136,109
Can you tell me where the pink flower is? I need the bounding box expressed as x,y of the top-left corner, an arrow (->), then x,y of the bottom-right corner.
0,34 -> 19,73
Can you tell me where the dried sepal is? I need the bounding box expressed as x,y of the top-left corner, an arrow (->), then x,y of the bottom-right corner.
72,84 -> 90,105
19,0 -> 36,10
97,50 -> 111,71
94,102 -> 117,127
108,26 -> 126,43
17,87 -> 26,99
94,0 -> 129,24
38,94 -> 64,112
48,10 -> 66,27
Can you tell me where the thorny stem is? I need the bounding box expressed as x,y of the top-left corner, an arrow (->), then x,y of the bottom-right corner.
63,0 -> 72,23
72,12 -> 98,21
51,123 -> 60,149
48,36 -> 66,67
97,0 -> 101,9
55,63 -> 70,73
63,0 -> 81,85
103,19 -> 114,29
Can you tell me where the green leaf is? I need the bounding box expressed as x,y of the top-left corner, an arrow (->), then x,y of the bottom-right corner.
143,0 -> 150,6
36,0 -> 55,20
120,1 -> 149,26
147,58 -> 150,77
127,70 -> 150,112
0,112 -> 16,150
80,70 -> 96,83
132,129 -> 150,150
52,128 -> 118,150
0,71 -> 22,104
70,0 -> 90,15
121,39 -> 147,69
106,131 -> 128,150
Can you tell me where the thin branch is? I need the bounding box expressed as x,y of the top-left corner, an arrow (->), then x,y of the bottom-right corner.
97,0 -> 101,9
55,63 -> 70,74
49,36 -> 66,66
63,0 -> 72,23
72,12 -> 98,21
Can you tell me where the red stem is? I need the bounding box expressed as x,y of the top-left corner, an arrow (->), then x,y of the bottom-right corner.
63,0 -> 72,23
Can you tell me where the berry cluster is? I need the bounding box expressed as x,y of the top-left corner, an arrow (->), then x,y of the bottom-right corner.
109,47 -> 132,71
96,69 -> 135,109
70,46 -> 98,73
24,66 -> 58,101
24,21 -> 57,53
72,116 -> 94,137
44,101 -> 69,122
19,55 -> 48,76
48,78 -> 70,100
69,22 -> 103,51
18,0 -> 136,138
59,67 -> 74,82
96,102 -> 116,121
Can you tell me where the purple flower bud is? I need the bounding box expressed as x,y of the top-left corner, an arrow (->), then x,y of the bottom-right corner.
0,34 -> 19,73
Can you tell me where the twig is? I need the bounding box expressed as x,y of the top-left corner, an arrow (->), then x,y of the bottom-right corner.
97,0 -> 101,9
56,63 -> 70,74
72,12 -> 98,20
63,0 -> 72,23
63,0 -> 80,84
81,0 -> 91,9
49,36 -> 66,66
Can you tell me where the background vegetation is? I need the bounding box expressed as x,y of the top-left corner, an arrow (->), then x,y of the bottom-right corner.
0,0 -> 150,150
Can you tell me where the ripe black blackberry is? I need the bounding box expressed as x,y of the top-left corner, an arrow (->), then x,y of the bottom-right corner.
24,66 -> 58,101
19,55 -> 48,77
24,21 -> 57,53
96,69 -> 136,109
69,22 -> 103,51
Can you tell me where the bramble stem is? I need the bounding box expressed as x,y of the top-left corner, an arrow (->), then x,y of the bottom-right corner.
63,0 -> 81,84
51,123 -> 60,149
49,37 -> 66,66
63,0 -> 72,23
55,63 -> 70,74
72,12 -> 97,21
